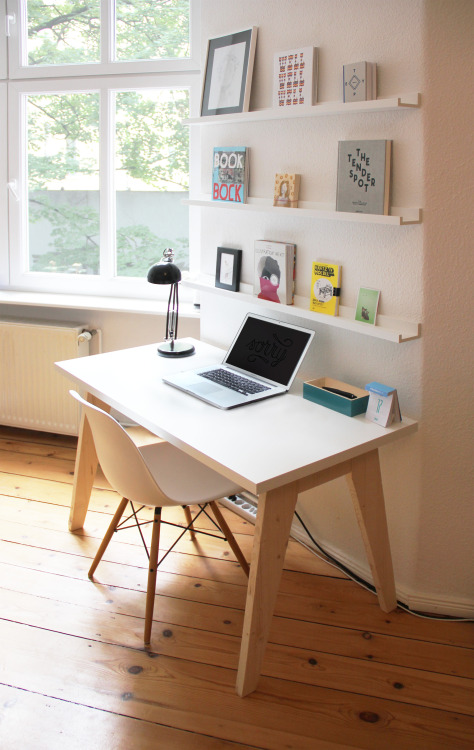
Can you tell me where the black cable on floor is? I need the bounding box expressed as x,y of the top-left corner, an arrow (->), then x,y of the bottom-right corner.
293,510 -> 473,623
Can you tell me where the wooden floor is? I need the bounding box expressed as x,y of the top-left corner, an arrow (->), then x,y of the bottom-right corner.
0,426 -> 473,750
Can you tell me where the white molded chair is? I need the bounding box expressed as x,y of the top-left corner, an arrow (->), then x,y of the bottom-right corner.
70,390 -> 249,645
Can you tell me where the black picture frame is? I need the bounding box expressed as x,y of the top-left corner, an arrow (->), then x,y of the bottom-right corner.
215,247 -> 242,292
201,27 -> 258,116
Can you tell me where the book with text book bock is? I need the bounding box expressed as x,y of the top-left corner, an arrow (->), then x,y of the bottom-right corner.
343,61 -> 377,102
273,46 -> 318,109
273,173 -> 300,208
365,381 -> 401,427
336,139 -> 392,215
254,239 -> 296,305
212,146 -> 249,204
309,261 -> 341,316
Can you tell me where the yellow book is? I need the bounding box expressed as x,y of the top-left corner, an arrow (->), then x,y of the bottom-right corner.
310,261 -> 341,316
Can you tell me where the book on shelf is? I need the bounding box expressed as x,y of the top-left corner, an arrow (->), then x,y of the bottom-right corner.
254,239 -> 296,305
336,139 -> 392,215
355,287 -> 380,325
273,46 -> 318,109
273,173 -> 301,208
365,381 -> 401,427
309,261 -> 341,316
212,146 -> 249,204
343,61 -> 377,102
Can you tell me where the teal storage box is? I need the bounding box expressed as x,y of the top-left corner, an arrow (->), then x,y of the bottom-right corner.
303,377 -> 369,417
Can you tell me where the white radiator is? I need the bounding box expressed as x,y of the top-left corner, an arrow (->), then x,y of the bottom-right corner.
0,317 -> 94,435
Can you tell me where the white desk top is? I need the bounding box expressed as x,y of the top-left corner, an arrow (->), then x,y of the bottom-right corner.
56,338 -> 417,495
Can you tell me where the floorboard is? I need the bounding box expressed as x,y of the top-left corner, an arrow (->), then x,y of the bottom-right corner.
0,427 -> 472,750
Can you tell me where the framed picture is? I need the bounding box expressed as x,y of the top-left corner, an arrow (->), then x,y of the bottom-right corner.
215,247 -> 242,292
201,27 -> 258,116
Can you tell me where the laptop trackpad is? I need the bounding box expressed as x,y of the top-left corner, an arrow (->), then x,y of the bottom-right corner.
189,380 -> 223,396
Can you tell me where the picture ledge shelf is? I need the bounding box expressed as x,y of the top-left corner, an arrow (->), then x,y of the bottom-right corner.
183,276 -> 421,344
183,198 -> 422,226
183,93 -> 421,125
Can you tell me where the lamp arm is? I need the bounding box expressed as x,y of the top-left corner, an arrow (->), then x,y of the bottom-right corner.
165,283 -> 179,345
174,284 -> 179,340
165,285 -> 173,339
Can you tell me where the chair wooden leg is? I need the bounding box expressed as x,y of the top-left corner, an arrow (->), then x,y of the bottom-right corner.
144,507 -> 162,646
209,501 -> 250,577
182,505 -> 196,540
88,496 -> 129,579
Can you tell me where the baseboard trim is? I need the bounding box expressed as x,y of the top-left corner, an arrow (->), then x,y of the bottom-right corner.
401,593 -> 474,619
220,494 -> 474,620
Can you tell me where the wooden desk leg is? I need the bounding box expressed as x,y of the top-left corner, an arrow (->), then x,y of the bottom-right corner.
346,449 -> 397,613
236,481 -> 298,697
68,393 -> 110,531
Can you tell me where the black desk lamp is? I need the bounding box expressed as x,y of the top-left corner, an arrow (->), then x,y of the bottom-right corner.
147,248 -> 195,357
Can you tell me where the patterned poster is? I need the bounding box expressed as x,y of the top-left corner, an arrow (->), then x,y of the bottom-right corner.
273,47 -> 318,109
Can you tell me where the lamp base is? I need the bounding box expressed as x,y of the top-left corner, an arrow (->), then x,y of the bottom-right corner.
157,340 -> 195,358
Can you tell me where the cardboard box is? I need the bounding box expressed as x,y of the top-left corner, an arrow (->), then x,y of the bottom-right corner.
303,377 -> 369,417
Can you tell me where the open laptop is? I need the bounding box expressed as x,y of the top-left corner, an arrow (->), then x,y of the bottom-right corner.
162,313 -> 315,409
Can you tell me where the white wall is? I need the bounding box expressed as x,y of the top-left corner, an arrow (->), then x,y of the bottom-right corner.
3,1 -> 471,615
417,0 -> 473,612
196,0 -> 473,615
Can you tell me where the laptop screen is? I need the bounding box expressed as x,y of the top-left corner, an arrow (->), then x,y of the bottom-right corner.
224,314 -> 314,386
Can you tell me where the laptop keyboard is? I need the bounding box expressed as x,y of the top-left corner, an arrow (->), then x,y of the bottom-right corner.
200,368 -> 270,396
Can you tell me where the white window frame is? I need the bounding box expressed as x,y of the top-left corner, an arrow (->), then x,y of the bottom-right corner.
0,1 -> 8,79
8,73 -> 200,299
0,83 -> 8,286
4,0 -> 201,300
7,0 -> 201,78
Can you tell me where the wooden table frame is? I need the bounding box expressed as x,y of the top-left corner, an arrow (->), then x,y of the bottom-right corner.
58,340 -> 416,698
235,448 -> 395,696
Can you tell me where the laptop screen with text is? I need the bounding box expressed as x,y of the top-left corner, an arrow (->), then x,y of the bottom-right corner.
224,315 -> 313,386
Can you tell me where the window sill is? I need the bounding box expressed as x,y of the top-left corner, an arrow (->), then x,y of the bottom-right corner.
0,290 -> 201,318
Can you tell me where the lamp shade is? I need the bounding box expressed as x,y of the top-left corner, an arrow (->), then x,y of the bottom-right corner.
147,260 -> 181,285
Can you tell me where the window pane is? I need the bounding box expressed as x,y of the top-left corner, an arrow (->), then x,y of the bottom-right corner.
27,0 -> 101,66
115,0 -> 190,61
27,93 -> 100,274
114,88 -> 189,277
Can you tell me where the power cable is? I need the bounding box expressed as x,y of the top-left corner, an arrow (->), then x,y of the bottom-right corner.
293,510 -> 473,623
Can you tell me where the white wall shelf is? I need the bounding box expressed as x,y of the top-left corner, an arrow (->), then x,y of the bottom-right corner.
185,90 -> 422,340
183,197 -> 421,226
184,93 -> 421,126
183,276 -> 421,343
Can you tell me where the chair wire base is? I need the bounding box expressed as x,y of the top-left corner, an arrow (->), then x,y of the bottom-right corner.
115,501 -> 230,568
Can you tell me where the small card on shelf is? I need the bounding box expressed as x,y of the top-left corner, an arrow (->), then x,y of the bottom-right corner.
364,382 -> 401,427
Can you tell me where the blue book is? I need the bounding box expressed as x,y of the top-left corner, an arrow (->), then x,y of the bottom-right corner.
212,146 -> 249,204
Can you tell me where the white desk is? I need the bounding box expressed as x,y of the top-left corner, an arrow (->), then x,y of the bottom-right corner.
56,338 -> 417,697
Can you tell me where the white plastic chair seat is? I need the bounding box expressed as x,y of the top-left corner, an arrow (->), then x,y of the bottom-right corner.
70,390 -> 241,508
69,390 -> 248,646
138,441 -> 242,506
